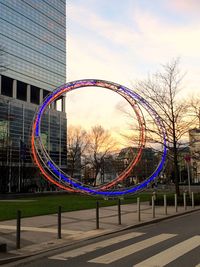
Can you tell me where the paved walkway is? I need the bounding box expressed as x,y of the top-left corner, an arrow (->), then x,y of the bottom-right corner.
0,201 -> 199,265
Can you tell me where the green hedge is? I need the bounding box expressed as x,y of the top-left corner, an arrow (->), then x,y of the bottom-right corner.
150,193 -> 200,206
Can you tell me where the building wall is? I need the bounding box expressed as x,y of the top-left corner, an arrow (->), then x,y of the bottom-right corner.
0,79 -> 67,193
189,128 -> 200,183
0,0 -> 67,193
0,0 -> 66,91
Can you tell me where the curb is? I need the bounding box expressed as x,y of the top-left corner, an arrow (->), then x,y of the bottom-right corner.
1,207 -> 200,266
0,255 -> 29,266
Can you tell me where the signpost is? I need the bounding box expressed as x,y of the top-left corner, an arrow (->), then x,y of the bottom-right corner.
184,155 -> 191,196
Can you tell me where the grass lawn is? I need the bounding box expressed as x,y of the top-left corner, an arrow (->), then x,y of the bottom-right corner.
0,193 -> 152,221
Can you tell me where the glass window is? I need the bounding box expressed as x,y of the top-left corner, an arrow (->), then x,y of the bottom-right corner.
0,5 -> 65,51
0,120 -> 8,142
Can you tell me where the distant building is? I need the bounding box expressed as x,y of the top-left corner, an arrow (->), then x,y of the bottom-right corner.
100,155 -> 117,183
189,128 -> 200,183
116,147 -> 158,185
0,0 -> 67,193
177,147 -> 190,184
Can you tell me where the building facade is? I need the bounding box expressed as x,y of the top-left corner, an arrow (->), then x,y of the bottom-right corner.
116,147 -> 158,185
0,0 -> 67,193
0,0 -> 66,90
189,128 -> 200,184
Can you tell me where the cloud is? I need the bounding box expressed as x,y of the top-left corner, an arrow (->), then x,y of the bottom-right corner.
67,0 -> 200,134
69,2 -> 200,64
167,0 -> 200,15
67,32 -> 141,86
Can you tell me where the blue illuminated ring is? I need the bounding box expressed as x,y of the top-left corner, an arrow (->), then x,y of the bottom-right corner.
32,79 -> 167,196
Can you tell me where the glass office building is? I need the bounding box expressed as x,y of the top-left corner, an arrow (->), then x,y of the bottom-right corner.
0,0 -> 66,90
0,0 -> 67,193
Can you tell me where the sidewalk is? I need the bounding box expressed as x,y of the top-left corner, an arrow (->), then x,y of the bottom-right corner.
0,201 -> 199,265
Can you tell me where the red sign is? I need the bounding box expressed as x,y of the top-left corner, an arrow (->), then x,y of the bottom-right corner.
184,155 -> 191,162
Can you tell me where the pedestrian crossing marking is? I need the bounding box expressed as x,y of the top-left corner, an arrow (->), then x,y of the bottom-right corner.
134,235 -> 200,267
49,232 -> 144,261
88,233 -> 176,264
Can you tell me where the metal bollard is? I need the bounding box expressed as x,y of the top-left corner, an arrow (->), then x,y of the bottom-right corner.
175,193 -> 178,212
58,206 -> 62,239
96,201 -> 99,229
152,196 -> 155,218
164,194 -> 167,215
16,210 -> 21,249
137,197 -> 141,222
183,192 -> 187,210
118,198 -> 121,225
191,192 -> 195,209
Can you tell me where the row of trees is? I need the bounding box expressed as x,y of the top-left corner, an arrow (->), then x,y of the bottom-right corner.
67,125 -> 117,185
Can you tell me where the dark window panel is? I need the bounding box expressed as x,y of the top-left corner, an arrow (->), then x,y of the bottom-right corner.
17,81 -> 27,101
43,89 -> 50,99
30,85 -> 40,104
1,75 -> 13,97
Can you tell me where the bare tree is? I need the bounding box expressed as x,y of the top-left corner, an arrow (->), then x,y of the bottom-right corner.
67,126 -> 89,177
189,96 -> 200,128
87,125 -> 116,186
131,59 -> 199,195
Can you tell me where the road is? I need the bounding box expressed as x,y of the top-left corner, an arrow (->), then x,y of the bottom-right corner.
10,211 -> 200,267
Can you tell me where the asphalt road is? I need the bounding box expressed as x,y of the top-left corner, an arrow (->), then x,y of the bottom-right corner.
9,210 -> 200,267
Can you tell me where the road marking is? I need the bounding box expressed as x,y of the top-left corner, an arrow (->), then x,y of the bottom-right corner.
88,233 -> 176,264
134,235 -> 200,267
195,264 -> 200,267
0,225 -> 82,235
49,232 -> 144,261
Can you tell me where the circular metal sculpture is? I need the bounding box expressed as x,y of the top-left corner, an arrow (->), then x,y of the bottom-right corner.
31,79 -> 167,197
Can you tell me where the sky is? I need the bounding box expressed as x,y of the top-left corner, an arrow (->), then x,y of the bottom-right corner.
66,0 -> 200,143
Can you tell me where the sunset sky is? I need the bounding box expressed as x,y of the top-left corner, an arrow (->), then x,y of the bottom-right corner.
66,0 -> 200,143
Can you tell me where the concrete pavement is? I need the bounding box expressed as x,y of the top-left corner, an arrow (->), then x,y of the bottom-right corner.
0,200 -> 199,265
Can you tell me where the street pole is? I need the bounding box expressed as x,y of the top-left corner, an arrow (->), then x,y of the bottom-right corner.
152,196 -> 155,218
175,193 -> 178,212
164,194 -> 167,215
18,139 -> 21,193
57,206 -> 62,239
137,197 -> 141,222
118,198 -> 121,225
96,201 -> 99,229
186,161 -> 191,196
192,192 -> 195,209
8,142 -> 12,193
184,155 -> 191,196
16,210 -> 21,249
183,192 -> 187,210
